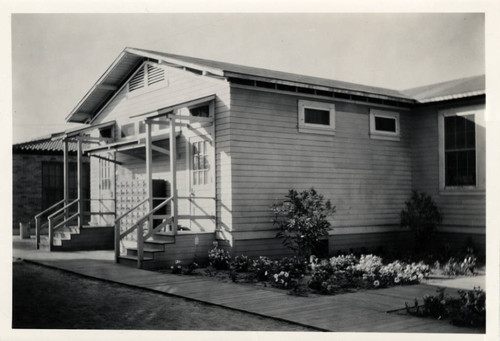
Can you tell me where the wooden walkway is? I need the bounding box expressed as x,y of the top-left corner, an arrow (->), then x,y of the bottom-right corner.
13,237 -> 484,333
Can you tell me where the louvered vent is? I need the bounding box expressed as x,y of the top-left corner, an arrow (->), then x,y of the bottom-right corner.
147,64 -> 165,86
129,66 -> 145,92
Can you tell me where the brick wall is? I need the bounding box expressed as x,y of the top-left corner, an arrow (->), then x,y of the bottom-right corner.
12,153 -> 89,233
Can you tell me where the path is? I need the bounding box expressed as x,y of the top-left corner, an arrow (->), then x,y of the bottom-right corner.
12,237 -> 484,333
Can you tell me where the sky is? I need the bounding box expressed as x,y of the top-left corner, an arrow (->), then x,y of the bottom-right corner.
10,13 -> 485,143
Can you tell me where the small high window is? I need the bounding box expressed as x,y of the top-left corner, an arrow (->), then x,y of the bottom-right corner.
370,109 -> 400,141
298,100 -> 335,135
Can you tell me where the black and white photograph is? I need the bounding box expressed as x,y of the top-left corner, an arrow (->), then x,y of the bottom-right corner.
4,5 -> 500,340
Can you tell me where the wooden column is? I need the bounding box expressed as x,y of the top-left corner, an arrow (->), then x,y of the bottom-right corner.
77,138 -> 83,228
170,117 -> 178,235
63,138 -> 69,223
143,120 -> 152,268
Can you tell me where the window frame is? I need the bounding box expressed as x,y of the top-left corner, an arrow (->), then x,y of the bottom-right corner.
298,99 -> 336,135
369,109 -> 400,141
438,105 -> 485,193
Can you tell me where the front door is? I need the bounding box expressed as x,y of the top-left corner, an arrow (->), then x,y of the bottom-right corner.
188,134 -> 215,232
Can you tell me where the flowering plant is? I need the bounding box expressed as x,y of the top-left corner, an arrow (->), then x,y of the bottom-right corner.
251,256 -> 277,281
442,256 -> 476,277
272,271 -> 295,289
208,247 -> 231,270
232,255 -> 252,273
171,260 -> 183,274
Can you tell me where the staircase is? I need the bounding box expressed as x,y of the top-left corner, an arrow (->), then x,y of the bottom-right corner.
117,231 -> 176,268
38,225 -> 114,251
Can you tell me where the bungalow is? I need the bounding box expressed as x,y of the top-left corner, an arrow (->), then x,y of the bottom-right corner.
33,47 -> 485,269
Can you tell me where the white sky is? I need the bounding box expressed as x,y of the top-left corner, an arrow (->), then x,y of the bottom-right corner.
10,13 -> 485,143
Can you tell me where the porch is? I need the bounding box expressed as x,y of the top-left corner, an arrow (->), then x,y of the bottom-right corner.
34,103 -> 218,269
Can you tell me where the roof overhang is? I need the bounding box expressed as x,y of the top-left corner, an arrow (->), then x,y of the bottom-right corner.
51,121 -> 116,140
85,130 -> 180,155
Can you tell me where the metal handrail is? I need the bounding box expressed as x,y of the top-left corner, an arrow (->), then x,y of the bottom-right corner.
47,198 -> 79,220
35,199 -> 65,219
35,199 -> 66,249
51,212 -> 79,232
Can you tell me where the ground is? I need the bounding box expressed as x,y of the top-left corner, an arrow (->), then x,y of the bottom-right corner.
12,260 -> 317,331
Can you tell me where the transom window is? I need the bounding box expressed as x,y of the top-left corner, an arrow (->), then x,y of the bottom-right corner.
192,140 -> 210,186
370,109 -> 400,141
444,114 -> 476,187
298,100 -> 335,135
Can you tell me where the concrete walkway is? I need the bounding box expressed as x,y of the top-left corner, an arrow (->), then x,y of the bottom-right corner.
12,237 -> 485,333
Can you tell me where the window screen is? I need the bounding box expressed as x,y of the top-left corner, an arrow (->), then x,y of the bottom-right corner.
304,108 -> 330,125
374,116 -> 396,132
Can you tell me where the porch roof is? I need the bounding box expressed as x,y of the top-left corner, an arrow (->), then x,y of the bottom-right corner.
84,130 -> 180,155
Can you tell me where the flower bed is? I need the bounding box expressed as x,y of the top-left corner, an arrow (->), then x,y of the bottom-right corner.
165,247 -> 431,296
405,287 -> 485,329
308,254 -> 430,294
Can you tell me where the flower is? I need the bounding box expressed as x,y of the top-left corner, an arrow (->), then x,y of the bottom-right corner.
373,280 -> 380,287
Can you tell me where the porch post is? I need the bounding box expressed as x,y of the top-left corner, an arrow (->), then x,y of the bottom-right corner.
169,117 -> 178,235
77,137 -> 83,228
145,120 -> 153,231
63,138 -> 69,224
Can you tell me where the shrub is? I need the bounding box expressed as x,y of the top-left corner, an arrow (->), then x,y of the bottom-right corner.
251,256 -> 277,281
272,271 -> 295,289
442,256 -> 477,277
272,188 -> 335,258
400,190 -> 442,248
276,256 -> 308,279
308,254 -> 430,294
171,260 -> 183,274
208,247 -> 231,270
407,287 -> 485,328
231,255 -> 252,273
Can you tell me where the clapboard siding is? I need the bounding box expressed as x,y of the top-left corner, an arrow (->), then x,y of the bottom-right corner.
88,63 -> 231,243
228,86 -> 413,245
411,102 -> 486,231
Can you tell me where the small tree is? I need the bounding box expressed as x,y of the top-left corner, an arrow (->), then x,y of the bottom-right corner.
272,188 -> 335,258
400,190 -> 442,248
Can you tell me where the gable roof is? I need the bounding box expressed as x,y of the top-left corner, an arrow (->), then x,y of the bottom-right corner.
66,47 -> 486,123
402,75 -> 485,103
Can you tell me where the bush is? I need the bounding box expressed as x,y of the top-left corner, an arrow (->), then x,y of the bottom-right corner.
400,190 -> 442,248
407,287 -> 485,328
208,247 -> 231,270
231,255 -> 252,273
308,254 -> 430,294
251,256 -> 277,281
442,256 -> 477,277
171,260 -> 183,274
272,188 -> 335,258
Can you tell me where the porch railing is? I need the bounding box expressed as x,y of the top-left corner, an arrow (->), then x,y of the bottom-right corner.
35,199 -> 65,249
115,196 -> 173,268
47,198 -> 80,251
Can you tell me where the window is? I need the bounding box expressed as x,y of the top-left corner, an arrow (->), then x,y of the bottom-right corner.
444,115 -> 476,186
192,140 -> 210,186
298,100 -> 335,135
128,62 -> 167,94
438,105 -> 485,192
370,109 -> 400,141
189,105 -> 210,118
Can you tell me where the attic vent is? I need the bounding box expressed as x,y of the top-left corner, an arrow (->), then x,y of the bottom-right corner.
129,62 -> 166,93
147,64 -> 165,86
129,66 -> 145,92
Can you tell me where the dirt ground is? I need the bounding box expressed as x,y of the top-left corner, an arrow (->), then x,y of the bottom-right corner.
12,260 -> 318,331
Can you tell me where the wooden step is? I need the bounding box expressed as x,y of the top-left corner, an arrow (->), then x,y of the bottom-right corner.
150,232 -> 176,242
117,255 -> 153,268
